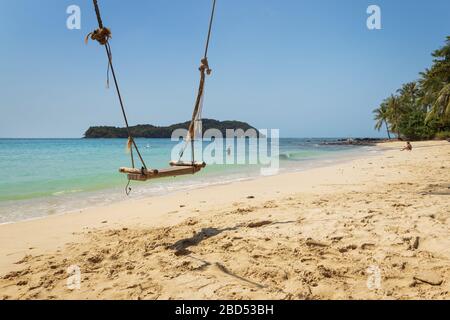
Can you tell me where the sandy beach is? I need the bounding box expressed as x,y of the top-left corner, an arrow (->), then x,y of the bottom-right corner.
0,140 -> 449,300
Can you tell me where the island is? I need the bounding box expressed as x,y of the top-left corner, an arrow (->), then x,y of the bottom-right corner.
84,119 -> 263,138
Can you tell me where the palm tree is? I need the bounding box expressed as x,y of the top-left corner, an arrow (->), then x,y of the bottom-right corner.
419,68 -> 441,108
397,82 -> 419,106
398,82 -> 418,95
386,95 -> 402,139
374,36 -> 450,139
422,36 -> 450,123
426,83 -> 450,123
373,103 -> 391,139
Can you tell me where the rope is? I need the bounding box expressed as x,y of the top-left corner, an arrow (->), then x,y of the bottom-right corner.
93,0 -> 104,28
180,0 -> 217,163
104,42 -> 147,169
204,0 -> 217,59
85,27 -> 111,45
87,0 -> 147,172
125,178 -> 132,196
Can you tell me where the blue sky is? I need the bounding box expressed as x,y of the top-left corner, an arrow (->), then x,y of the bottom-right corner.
0,0 -> 449,138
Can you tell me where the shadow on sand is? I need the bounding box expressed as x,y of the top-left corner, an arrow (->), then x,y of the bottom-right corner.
167,220 -> 296,290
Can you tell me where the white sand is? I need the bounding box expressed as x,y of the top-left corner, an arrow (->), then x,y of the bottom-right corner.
1,140 -> 449,299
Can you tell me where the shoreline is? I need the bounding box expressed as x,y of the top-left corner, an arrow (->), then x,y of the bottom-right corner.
0,145 -> 382,272
0,144 -> 377,225
1,140 -> 448,299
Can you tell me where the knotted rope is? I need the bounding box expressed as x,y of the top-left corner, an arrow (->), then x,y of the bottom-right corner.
87,0 -> 148,195
85,27 -> 111,46
179,0 -> 217,163
199,57 -> 212,75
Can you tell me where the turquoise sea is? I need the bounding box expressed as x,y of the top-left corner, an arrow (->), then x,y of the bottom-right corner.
0,138 -> 379,224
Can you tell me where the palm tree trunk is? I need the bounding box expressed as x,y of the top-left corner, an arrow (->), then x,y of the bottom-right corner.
394,107 -> 401,140
384,121 -> 391,139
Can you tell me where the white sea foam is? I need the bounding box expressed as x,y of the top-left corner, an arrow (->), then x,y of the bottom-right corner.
52,189 -> 83,196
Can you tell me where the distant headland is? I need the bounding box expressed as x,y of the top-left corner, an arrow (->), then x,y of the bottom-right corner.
84,119 -> 262,138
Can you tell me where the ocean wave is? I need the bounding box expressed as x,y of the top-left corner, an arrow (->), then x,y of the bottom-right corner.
52,189 -> 83,196
279,151 -> 319,161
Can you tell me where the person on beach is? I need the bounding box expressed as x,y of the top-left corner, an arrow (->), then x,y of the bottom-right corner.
401,141 -> 412,151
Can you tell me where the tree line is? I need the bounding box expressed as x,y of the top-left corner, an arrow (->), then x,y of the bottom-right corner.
373,36 -> 450,140
84,119 -> 261,138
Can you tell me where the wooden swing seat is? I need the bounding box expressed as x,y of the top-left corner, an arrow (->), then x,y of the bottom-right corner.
119,162 -> 206,181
